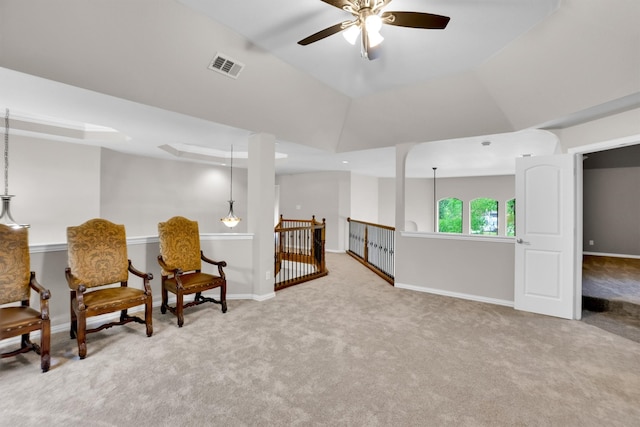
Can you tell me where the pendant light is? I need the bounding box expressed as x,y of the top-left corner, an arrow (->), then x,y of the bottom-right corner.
220,145 -> 240,228
0,108 -> 29,228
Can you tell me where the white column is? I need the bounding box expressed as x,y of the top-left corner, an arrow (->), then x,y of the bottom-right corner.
395,143 -> 414,231
248,133 -> 276,300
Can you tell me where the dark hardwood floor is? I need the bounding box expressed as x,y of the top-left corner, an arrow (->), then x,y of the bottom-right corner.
581,255 -> 640,343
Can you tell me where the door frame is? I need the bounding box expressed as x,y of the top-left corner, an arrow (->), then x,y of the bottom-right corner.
568,133 -> 640,320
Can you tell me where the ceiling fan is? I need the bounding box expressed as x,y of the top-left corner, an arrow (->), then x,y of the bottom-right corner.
297,0 -> 450,60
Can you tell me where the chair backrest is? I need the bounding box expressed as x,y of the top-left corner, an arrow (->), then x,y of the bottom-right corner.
158,216 -> 202,276
0,224 -> 30,305
66,218 -> 129,288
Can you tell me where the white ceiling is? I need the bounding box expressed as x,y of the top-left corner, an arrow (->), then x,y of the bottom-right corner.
178,0 -> 560,98
0,0 -> 638,178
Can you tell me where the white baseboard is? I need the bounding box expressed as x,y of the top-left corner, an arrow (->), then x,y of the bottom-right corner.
394,282 -> 514,308
583,252 -> 640,259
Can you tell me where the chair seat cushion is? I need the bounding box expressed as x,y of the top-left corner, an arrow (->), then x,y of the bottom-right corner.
0,306 -> 43,336
77,287 -> 148,314
163,272 -> 224,294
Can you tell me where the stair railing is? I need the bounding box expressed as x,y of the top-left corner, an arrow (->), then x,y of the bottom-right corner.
347,218 -> 395,284
274,215 -> 328,290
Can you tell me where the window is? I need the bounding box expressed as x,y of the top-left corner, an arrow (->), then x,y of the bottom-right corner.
506,198 -> 516,237
438,198 -> 462,233
470,198 -> 498,235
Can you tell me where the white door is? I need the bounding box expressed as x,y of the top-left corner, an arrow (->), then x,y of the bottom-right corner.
515,154 -> 575,319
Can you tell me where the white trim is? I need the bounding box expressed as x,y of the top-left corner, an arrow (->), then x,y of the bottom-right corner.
200,233 -> 254,240
29,242 -> 67,253
395,282 -> 514,308
567,133 -> 640,155
401,231 -> 515,244
29,233 -> 254,253
252,292 -> 276,301
583,251 -> 640,259
569,133 -> 640,320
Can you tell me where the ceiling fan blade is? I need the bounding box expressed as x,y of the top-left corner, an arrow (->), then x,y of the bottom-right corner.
297,22 -> 346,46
381,11 -> 450,30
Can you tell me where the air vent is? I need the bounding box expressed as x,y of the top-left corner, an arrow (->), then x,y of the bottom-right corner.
208,53 -> 244,79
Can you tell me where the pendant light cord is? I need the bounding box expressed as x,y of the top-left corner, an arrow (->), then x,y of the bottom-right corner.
229,145 -> 233,201
4,109 -> 9,196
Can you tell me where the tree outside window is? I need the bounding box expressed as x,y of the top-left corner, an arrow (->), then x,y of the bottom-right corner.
470,198 -> 498,235
506,198 -> 516,237
438,198 -> 462,233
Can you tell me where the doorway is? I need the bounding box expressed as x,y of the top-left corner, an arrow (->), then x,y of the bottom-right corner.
574,138 -> 640,340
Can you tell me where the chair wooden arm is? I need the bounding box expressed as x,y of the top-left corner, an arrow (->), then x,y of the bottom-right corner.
128,260 -> 153,281
157,255 -> 185,289
65,267 -> 81,291
128,260 -> 153,294
29,272 -> 51,320
201,251 -> 227,278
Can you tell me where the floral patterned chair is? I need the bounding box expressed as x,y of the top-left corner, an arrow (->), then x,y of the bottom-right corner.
0,224 -> 51,372
157,216 -> 227,327
65,218 -> 153,359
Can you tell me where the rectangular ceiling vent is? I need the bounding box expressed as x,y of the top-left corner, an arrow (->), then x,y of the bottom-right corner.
208,53 -> 244,79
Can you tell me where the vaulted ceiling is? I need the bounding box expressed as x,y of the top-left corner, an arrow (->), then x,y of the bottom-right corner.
0,0 -> 638,177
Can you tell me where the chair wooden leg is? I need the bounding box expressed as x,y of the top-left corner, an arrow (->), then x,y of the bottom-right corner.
41,319 -> 51,372
221,283 -> 228,313
70,292 -> 77,339
77,311 -> 87,359
176,293 -> 184,328
161,286 -> 168,314
145,298 -> 153,337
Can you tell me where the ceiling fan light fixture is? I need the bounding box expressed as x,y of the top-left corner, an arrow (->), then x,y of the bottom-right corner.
367,29 -> 384,48
343,24 -> 360,45
365,14 -> 383,33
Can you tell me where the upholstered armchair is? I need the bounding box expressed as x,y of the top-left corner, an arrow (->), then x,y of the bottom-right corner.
0,224 -> 51,373
65,218 -> 153,359
157,216 -> 227,327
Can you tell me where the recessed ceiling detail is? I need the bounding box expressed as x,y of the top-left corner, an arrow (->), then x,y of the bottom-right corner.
159,143 -> 287,165
208,53 -> 244,79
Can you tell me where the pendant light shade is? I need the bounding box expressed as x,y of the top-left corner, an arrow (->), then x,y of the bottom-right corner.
220,145 -> 241,228
1,108 -> 29,229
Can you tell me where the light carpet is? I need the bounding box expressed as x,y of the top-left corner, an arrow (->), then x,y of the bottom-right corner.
1,253 -> 639,426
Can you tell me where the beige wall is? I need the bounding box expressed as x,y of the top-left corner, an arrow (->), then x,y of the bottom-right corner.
583,166 -> 640,255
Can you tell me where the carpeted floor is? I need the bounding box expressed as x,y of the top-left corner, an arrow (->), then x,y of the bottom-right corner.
1,252 -> 640,426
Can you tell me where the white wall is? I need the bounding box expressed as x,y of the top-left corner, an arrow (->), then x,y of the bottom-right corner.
404,175 -> 515,234
394,108 -> 640,308
11,135 -> 101,244
277,171 -> 350,252
350,173 -> 378,224
378,178 -> 395,227
28,236 -> 254,333
100,148 -> 248,236
5,137 -> 256,333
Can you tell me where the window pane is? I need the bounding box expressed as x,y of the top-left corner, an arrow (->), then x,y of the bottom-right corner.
438,198 -> 462,233
470,198 -> 498,235
506,198 -> 516,237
